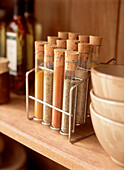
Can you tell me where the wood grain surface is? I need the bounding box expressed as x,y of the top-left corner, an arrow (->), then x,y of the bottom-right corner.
0,93 -> 123,170
70,0 -> 119,63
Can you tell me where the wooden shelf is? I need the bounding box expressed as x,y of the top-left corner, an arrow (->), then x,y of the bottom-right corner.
0,93 -> 123,170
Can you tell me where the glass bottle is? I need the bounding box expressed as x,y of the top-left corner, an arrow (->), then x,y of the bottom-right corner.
0,8 -> 6,58
42,44 -> 57,125
24,0 -> 34,71
6,0 -> 26,94
51,49 -> 65,130
34,41 -> 47,120
61,51 -> 78,135
75,43 -> 90,125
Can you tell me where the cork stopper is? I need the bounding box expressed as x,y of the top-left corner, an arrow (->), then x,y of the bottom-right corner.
47,36 -> 61,45
0,57 -> 9,74
56,40 -> 66,49
67,40 -> 79,51
44,44 -> 57,62
58,32 -> 68,40
68,32 -> 81,40
78,43 -> 90,53
65,51 -> 79,71
79,35 -> 89,43
54,49 -> 66,66
90,35 -> 102,45
35,41 -> 48,53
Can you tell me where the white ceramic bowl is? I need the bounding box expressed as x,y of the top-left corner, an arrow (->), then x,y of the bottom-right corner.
90,103 -> 124,167
90,89 -> 124,123
91,65 -> 124,101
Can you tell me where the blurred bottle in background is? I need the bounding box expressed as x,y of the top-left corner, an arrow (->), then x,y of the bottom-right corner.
6,0 -> 26,94
0,8 -> 6,58
24,0 -> 42,71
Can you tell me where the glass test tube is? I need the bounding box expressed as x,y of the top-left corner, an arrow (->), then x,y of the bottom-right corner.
34,41 -> 48,120
42,44 -> 57,125
87,35 -> 103,115
61,51 -> 79,135
51,49 -> 65,130
75,43 -> 90,125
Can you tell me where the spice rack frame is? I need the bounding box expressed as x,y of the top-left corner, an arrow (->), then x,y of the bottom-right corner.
26,58 -> 116,144
26,66 -> 95,143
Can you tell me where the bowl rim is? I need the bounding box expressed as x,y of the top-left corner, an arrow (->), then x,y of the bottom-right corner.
90,103 -> 124,126
91,64 -> 124,81
90,89 -> 124,106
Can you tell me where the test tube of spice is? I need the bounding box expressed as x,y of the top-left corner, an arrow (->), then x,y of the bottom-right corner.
68,32 -> 81,40
75,43 -> 90,125
61,51 -> 79,135
78,35 -> 89,43
56,40 -> 66,49
34,41 -> 48,120
47,36 -> 60,45
58,31 -> 68,40
88,35 -> 102,69
51,49 -> 66,130
67,39 -> 79,51
42,44 -> 57,125
87,35 -> 103,115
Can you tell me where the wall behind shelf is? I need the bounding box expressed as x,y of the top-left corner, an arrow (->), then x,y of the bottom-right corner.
0,0 -> 123,64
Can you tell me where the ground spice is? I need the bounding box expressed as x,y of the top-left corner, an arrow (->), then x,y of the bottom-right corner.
75,69 -> 88,125
52,49 -> 65,129
43,69 -> 53,124
61,79 -> 76,134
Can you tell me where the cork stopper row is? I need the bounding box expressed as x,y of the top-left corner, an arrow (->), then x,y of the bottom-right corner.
78,43 -> 90,53
58,32 -> 68,40
44,44 -> 57,62
47,36 -> 61,45
65,51 -> 79,71
57,40 -> 66,49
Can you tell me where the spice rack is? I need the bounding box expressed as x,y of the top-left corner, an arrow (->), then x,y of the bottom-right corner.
26,66 -> 95,143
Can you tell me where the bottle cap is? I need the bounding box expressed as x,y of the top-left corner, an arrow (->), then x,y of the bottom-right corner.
68,32 -> 81,40
44,44 -> 57,62
79,35 -> 89,43
90,35 -> 102,45
0,57 -> 9,74
67,40 -> 79,51
56,40 -> 66,49
47,36 -> 61,45
58,32 -> 68,40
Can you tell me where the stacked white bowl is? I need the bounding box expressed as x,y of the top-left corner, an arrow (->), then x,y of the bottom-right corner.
90,64 -> 124,167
